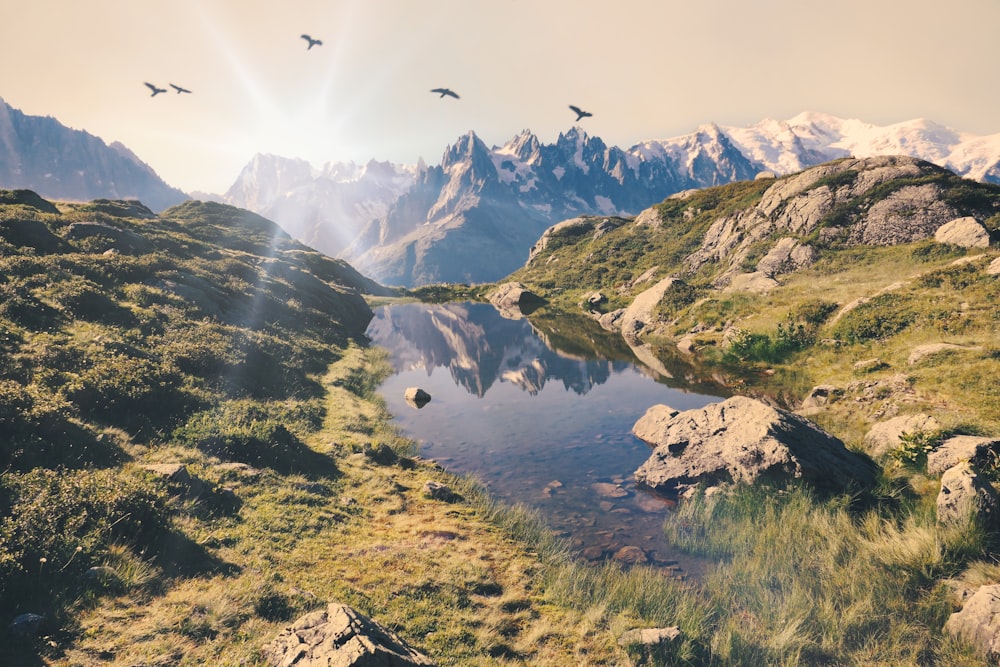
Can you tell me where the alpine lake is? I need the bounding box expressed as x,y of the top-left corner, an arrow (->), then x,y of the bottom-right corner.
366,301 -> 734,577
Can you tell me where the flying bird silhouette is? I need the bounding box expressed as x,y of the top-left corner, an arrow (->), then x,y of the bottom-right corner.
569,105 -> 592,121
300,34 -> 322,49
170,84 -> 192,94
431,88 -> 460,99
144,82 -> 167,97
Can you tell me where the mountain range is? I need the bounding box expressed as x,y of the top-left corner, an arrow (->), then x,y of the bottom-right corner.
223,112 -> 1000,287
3,95 -> 999,287
0,97 -> 188,212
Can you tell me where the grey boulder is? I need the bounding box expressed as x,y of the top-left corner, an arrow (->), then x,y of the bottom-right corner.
633,396 -> 878,496
263,602 -> 433,667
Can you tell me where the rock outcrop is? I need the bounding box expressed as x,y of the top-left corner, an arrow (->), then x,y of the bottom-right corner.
946,583 -> 1000,658
263,603 -> 434,667
935,216 -> 991,248
632,396 -> 878,496
928,436 -> 1000,477
862,414 -> 942,459
936,462 -> 1000,529
486,282 -> 545,319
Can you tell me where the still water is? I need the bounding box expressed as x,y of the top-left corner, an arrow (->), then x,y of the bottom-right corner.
366,301 -> 724,572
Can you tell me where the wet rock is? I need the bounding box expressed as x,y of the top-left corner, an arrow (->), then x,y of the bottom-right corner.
612,546 -> 648,565
486,282 -> 545,318
945,583 -> 1000,658
633,396 -> 878,497
592,482 -> 628,499
928,436 -> 1000,477
404,387 -> 431,408
262,602 -> 434,666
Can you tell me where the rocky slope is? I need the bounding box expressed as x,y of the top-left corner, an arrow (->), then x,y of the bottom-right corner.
224,113 -> 1000,287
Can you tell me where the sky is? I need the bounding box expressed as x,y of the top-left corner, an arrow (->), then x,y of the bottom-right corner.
2,0 -> 999,195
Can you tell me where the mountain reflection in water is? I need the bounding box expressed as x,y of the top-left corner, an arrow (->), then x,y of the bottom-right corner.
366,302 -> 721,571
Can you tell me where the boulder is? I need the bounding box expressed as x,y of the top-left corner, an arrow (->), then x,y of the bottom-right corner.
619,276 -> 682,339
928,436 -> 1000,477
633,396 -> 878,497
404,387 -> 431,407
937,461 -> 1000,529
263,603 -> 434,667
988,257 -> 1000,276
7,612 -> 44,637
945,583 -> 1000,658
935,216 -> 991,248
581,291 -> 606,309
800,384 -> 842,410
486,282 -> 545,318
422,481 -> 455,502
863,414 -> 941,459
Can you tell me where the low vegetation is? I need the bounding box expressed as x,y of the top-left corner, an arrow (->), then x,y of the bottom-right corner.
5,165 -> 1000,666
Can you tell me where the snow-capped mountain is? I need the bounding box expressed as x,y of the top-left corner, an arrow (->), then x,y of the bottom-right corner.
224,112 -> 1000,287
723,111 -> 1000,183
224,155 -> 416,257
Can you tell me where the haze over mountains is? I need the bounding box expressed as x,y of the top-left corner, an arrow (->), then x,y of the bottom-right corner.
0,97 -> 188,212
4,94 -> 1000,287
224,112 -> 1000,286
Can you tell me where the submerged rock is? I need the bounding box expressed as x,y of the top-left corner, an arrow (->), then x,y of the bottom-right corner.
633,396 -> 878,497
263,602 -> 434,666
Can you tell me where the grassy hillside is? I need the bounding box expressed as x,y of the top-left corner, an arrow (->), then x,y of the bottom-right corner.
5,177 -> 1000,665
0,192 -> 705,666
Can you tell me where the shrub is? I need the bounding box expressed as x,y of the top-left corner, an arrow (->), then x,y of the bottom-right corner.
793,299 -> 839,327
173,401 -> 336,476
831,293 -> 917,343
65,354 -> 191,431
0,468 -> 169,608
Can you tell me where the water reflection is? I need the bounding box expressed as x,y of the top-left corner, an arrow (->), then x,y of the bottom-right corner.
366,302 -> 722,572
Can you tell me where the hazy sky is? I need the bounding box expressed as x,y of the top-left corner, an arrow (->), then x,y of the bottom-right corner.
3,0 -> 998,194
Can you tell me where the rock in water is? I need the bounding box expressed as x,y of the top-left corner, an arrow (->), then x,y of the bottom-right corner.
263,602 -> 434,666
632,396 -> 878,496
404,387 -> 431,407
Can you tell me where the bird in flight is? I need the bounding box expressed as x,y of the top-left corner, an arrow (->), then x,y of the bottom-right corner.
144,82 -> 167,97
569,105 -> 592,121
170,84 -> 192,94
301,34 -> 322,49
431,88 -> 460,99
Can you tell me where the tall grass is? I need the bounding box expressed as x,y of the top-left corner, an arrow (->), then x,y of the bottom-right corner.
658,485 -> 986,664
